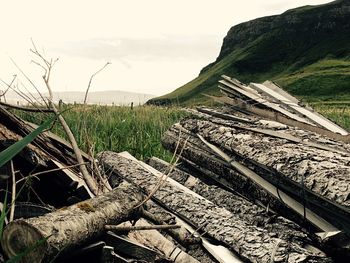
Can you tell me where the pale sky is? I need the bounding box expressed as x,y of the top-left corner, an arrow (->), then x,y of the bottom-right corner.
0,0 -> 331,96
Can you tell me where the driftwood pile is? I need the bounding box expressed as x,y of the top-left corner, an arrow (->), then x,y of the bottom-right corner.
160,76 -> 350,262
0,75 -> 349,262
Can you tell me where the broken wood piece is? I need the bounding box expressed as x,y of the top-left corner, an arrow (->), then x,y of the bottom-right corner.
105,223 -> 181,232
143,202 -> 230,263
1,181 -> 144,263
207,94 -> 350,142
249,82 -> 348,135
99,151 -> 332,263
219,79 -> 314,125
121,218 -> 200,263
105,231 -> 167,262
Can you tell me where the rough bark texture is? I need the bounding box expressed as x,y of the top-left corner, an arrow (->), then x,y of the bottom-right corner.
143,201 -> 215,263
194,107 -> 350,154
1,181 -> 144,263
161,127 -> 312,230
147,157 -> 314,245
163,118 -> 350,234
180,118 -> 350,209
99,151 -> 332,263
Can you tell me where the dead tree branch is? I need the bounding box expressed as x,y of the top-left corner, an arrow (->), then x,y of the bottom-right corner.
83,62 -> 111,104
30,42 -> 99,195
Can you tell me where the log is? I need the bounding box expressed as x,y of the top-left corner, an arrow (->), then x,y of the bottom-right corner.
161,126 -> 350,257
194,107 -> 350,155
206,94 -> 350,143
99,151 -> 332,263
161,126 -> 317,230
143,201 -> 220,263
1,181 -> 144,263
179,119 -> 350,229
147,157 -> 318,245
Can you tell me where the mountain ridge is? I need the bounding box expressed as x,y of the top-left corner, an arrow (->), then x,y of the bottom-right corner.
3,90 -> 155,106
149,0 -> 350,105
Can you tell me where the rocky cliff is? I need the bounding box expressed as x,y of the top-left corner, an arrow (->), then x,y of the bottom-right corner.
149,0 -> 350,105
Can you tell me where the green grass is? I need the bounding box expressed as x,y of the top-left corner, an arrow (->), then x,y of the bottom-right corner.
311,102 -> 350,131
16,105 -> 189,162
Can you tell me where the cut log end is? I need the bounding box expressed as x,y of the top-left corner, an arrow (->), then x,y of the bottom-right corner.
1,220 -> 48,262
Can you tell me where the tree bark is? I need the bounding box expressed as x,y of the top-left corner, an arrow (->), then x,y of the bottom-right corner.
164,119 -> 350,234
99,151 -> 332,263
1,181 -> 144,263
146,157 -> 317,245
161,127 -> 312,230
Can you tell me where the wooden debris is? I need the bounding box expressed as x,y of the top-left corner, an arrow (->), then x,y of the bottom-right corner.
1,181 -> 144,262
120,218 -> 200,263
99,151 -> 332,263
105,231 -> 169,262
105,223 -> 181,232
147,156 -> 325,244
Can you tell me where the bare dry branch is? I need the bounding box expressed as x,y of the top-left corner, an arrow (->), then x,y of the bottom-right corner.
83,62 -> 111,104
0,75 -> 17,101
0,101 -> 54,113
30,41 -> 99,195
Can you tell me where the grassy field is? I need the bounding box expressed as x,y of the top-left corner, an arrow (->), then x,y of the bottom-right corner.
311,102 -> 350,131
16,105 -> 189,162
15,102 -> 350,164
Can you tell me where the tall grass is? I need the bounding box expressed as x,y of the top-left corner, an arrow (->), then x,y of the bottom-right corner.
14,102 -> 350,165
16,105 -> 188,162
311,102 -> 350,131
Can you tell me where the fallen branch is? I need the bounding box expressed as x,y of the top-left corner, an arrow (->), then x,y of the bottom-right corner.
0,101 -> 54,113
105,224 -> 180,231
30,42 -> 99,195
1,181 -> 144,262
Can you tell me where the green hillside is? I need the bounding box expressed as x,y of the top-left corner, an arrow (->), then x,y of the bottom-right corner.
148,0 -> 350,105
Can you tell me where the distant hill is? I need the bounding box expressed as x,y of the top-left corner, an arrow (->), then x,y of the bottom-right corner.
2,90 -> 155,106
148,0 -> 350,105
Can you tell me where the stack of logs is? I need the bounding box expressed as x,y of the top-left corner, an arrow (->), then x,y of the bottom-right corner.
1,75 -> 350,262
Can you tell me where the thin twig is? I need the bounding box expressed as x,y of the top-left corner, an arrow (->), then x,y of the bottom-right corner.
0,75 -> 17,101
10,57 -> 49,108
134,133 -> 190,209
15,162 -> 88,185
105,224 -> 180,232
89,144 -> 112,192
84,62 -> 111,104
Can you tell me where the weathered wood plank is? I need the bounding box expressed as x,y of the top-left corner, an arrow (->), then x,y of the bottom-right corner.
250,82 -> 348,135
207,94 -> 350,143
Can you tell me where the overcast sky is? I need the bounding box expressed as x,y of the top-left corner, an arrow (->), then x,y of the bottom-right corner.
0,0 -> 331,96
